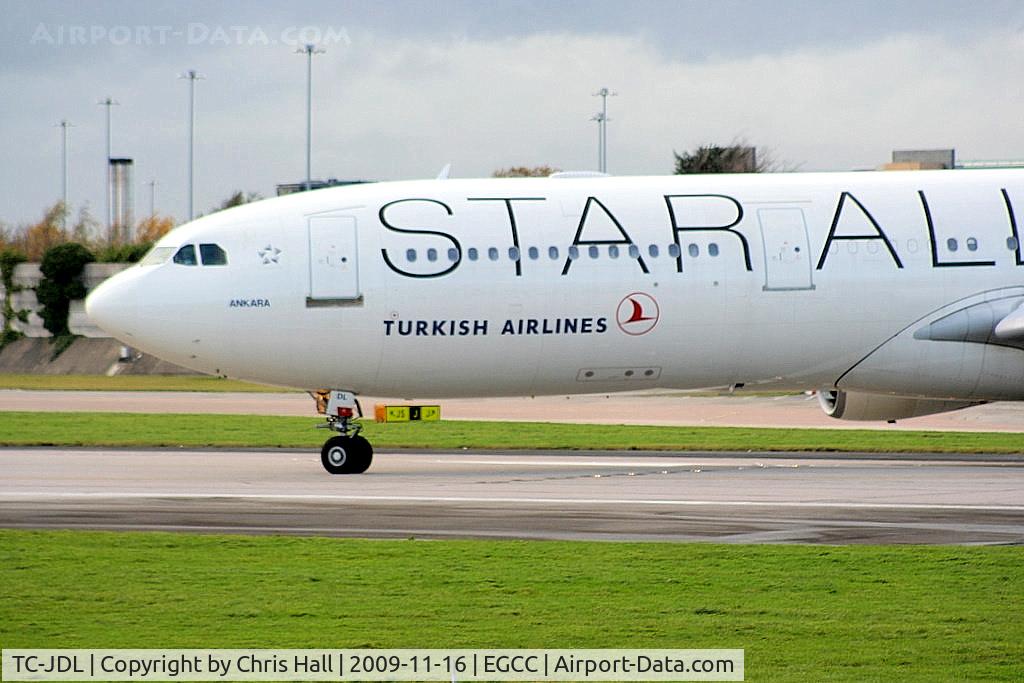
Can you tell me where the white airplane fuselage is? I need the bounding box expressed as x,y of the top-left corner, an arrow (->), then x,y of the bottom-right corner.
87,170 -> 1024,403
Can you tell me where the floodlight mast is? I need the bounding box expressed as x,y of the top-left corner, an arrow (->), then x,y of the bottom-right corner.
96,97 -> 119,234
590,112 -> 606,172
592,87 -> 616,173
179,70 -> 205,221
296,43 -> 326,191
55,119 -> 74,228
147,178 -> 158,217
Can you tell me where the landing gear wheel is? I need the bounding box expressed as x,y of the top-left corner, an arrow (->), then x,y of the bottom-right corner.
320,435 -> 373,474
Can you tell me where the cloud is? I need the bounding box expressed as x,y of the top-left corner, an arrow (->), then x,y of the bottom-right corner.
313,28 -> 1024,176
4,25 -> 1024,227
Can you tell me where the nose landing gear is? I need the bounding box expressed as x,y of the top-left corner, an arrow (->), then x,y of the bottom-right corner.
312,390 -> 373,474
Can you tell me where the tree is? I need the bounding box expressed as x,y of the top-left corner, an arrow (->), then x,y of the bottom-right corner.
211,191 -> 263,213
22,202 -> 68,260
136,214 -> 176,243
673,142 -> 773,174
492,166 -> 561,178
0,220 -> 14,250
93,242 -> 153,263
70,205 -> 100,245
0,247 -> 28,347
36,242 -> 94,339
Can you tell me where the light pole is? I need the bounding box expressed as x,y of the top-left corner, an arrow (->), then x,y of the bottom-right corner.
55,119 -> 74,228
592,87 -> 616,173
179,69 -> 204,221
590,112 -> 606,172
97,97 -> 119,236
296,43 -> 325,191
147,179 -> 157,217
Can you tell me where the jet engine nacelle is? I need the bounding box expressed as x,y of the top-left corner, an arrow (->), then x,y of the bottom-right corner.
817,390 -> 982,421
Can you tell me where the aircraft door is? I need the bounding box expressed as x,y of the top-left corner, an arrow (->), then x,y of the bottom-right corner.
307,215 -> 361,304
757,207 -> 814,291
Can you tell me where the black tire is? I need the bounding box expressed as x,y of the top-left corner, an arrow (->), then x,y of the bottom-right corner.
347,435 -> 373,474
320,435 -> 373,474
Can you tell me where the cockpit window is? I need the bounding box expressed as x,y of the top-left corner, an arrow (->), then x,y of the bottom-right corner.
172,244 -> 197,266
140,246 -> 175,266
200,243 -> 228,266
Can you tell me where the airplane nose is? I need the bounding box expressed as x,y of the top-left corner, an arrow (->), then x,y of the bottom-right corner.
85,270 -> 138,339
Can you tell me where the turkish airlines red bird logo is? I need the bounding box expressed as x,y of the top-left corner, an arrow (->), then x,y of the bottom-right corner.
616,293 -> 660,335
624,298 -> 655,323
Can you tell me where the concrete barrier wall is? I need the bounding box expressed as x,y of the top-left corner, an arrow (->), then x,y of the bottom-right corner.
1,262 -> 131,338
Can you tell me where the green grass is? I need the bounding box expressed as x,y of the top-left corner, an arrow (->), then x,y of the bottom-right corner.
0,530 -> 1021,681
0,411 -> 1023,453
0,373 -> 291,392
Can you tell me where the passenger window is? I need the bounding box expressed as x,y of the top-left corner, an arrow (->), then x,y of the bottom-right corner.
568,246 -> 579,260
947,238 -> 958,252
966,237 -> 978,252
608,245 -> 620,259
173,244 -> 197,266
199,243 -> 227,266
688,244 -> 699,257
628,244 -> 640,259
708,243 -> 720,257
488,247 -> 499,261
467,248 -> 478,261
427,248 -> 438,262
447,248 -> 459,262
1008,237 -> 1019,251
588,245 -> 599,259
528,246 -> 539,260
648,244 -> 659,258
508,246 -> 520,261
548,246 -> 559,260
406,248 -> 417,262
668,243 -> 680,258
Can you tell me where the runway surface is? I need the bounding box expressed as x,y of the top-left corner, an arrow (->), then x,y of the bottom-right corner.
5,389 -> 1024,431
2,447 -> 1023,544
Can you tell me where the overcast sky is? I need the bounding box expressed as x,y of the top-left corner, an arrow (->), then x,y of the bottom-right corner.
3,0 -> 1024,228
